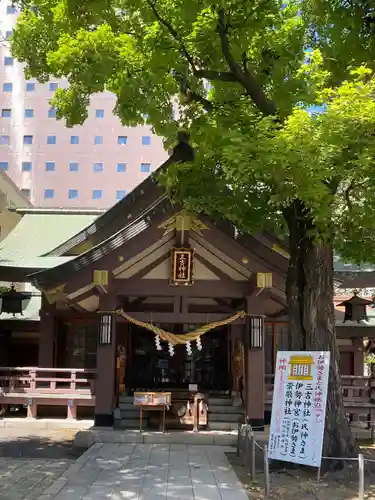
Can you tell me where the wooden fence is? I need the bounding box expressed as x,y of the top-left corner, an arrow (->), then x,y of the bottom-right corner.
0,367 -> 96,419
265,373 -> 375,423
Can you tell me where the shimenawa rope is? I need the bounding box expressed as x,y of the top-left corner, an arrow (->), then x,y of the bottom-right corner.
115,308 -> 247,345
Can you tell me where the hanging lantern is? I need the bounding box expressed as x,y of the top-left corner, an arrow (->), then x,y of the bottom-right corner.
155,335 -> 162,351
196,336 -> 202,351
98,314 -> 113,344
186,341 -> 192,356
249,316 -> 264,349
0,284 -> 31,316
168,342 -> 175,356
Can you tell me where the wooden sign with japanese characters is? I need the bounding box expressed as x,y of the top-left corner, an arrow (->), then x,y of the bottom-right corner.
170,248 -> 194,285
268,351 -> 330,468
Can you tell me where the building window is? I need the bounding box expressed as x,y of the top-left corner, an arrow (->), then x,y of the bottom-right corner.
140,163 -> 151,173
5,30 -> 13,39
24,109 -> 34,118
92,189 -> 102,199
118,136 -> 127,145
44,189 -> 54,199
47,135 -> 56,144
49,82 -> 58,91
1,109 -> 11,118
94,135 -> 103,145
142,136 -> 151,146
0,136 -> 10,145
93,162 -> 104,172
0,162 -> 8,171
22,162 -> 32,172
21,188 -> 31,198
117,163 -> 126,173
26,82 -> 35,91
69,162 -> 79,172
48,108 -> 56,118
3,82 -> 12,92
116,190 -> 127,200
70,135 -> 79,144
68,189 -> 79,199
6,5 -> 16,14
4,56 -> 13,66
95,109 -> 104,118
45,161 -> 55,171
23,135 -> 33,144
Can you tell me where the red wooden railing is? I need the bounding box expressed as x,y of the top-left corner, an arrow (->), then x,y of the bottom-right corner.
0,367 -> 96,395
0,367 -> 97,419
265,373 -> 375,421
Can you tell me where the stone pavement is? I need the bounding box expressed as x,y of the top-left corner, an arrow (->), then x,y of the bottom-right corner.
38,443 -> 250,500
0,457 -> 74,500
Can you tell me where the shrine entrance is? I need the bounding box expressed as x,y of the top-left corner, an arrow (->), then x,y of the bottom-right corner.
124,324 -> 232,395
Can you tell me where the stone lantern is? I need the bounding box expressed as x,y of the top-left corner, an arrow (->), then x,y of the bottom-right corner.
337,292 -> 373,323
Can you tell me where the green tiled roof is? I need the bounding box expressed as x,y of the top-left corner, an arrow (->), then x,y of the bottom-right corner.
0,213 -> 97,265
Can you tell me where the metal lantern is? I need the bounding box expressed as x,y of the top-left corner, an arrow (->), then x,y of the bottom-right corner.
249,316 -> 264,349
0,284 -> 31,316
99,314 -> 113,344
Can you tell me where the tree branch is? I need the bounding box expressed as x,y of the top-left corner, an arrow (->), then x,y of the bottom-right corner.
216,9 -> 277,116
194,69 -> 237,82
173,71 -> 213,112
344,182 -> 354,212
146,0 -> 197,72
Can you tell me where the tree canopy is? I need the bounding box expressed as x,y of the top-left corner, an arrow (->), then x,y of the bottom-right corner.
10,0 -> 375,263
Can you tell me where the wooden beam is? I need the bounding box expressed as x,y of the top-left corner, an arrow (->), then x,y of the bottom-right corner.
116,311 -> 246,324
123,252 -> 170,281
213,298 -> 234,313
113,279 -> 249,298
129,297 -> 148,308
192,228 -> 286,291
195,254 -> 240,284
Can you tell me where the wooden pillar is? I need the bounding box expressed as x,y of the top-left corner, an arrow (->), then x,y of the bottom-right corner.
38,309 -> 55,367
245,294 -> 266,429
95,294 -> 117,427
353,338 -> 365,376
0,332 -> 10,366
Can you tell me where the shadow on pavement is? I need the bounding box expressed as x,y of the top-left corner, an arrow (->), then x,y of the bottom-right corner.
0,434 -> 87,459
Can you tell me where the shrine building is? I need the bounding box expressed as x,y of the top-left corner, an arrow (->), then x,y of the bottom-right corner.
0,139 -> 373,430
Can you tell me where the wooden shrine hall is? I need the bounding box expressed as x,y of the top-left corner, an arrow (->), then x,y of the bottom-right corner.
0,137 -> 373,430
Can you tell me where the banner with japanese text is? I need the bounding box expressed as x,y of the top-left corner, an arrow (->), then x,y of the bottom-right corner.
268,351 -> 330,468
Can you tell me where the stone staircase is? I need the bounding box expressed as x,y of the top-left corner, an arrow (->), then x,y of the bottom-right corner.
114,395 -> 143,429
115,394 -> 244,431
207,396 -> 245,431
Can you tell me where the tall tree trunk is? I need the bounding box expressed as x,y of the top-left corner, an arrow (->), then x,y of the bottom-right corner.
285,201 -> 358,463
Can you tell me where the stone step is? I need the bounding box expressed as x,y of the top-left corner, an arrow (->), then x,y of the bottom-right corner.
119,402 -> 139,411
208,405 -> 244,414
119,397 -> 133,404
114,419 -> 140,429
209,413 -> 243,423
207,398 -> 232,406
207,421 -> 239,431
74,429 -> 237,447
118,410 -> 141,419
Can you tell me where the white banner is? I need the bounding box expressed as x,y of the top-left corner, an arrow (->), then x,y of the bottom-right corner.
268,351 -> 330,468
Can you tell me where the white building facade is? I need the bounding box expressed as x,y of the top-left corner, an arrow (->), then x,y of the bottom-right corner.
0,2 -> 168,208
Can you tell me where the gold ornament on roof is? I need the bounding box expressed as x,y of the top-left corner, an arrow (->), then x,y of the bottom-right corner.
158,210 -> 209,236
